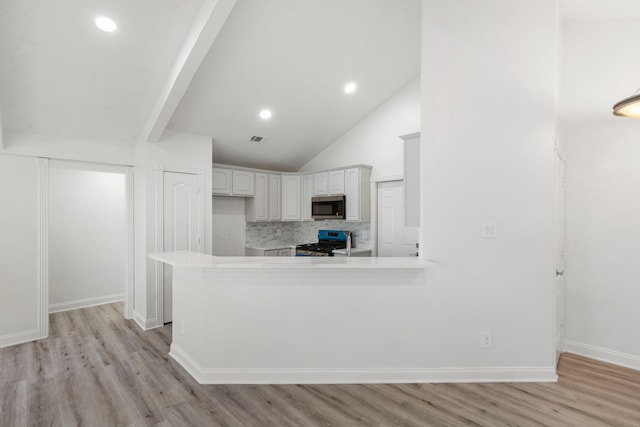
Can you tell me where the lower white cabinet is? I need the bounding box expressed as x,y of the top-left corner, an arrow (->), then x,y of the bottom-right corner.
246,247 -> 294,256
281,175 -> 301,221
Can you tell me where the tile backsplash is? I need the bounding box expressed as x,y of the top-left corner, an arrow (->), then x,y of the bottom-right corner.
246,221 -> 371,248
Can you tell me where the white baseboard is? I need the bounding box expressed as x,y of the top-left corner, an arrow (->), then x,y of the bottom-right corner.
133,311 -> 159,331
564,340 -> 640,371
169,344 -> 557,385
0,328 -> 45,349
49,293 -> 124,314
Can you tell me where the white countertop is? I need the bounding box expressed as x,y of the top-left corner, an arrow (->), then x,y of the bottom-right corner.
150,251 -> 434,270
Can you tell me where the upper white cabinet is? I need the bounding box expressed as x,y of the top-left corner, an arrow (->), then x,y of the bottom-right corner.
401,132 -> 420,227
281,175 -> 301,221
246,173 -> 281,222
212,168 -> 232,195
246,173 -> 268,221
212,167 -> 254,196
313,173 -> 328,195
302,174 -> 313,221
328,170 -> 345,194
268,174 -> 282,221
232,170 -> 254,196
313,170 -> 345,196
345,167 -> 371,222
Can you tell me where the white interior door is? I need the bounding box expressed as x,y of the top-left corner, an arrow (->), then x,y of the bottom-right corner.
163,172 -> 200,323
377,180 -> 419,257
555,150 -> 566,364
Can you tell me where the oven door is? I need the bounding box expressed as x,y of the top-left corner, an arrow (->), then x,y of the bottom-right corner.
311,195 -> 345,220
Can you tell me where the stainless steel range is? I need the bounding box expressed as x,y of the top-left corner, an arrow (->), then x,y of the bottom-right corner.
296,230 -> 351,257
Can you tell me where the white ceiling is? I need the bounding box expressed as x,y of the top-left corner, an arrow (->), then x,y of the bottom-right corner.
3,0 -> 636,170
0,0 -> 203,145
168,0 -> 422,171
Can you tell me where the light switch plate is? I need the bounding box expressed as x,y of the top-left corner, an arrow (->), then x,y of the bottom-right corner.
482,221 -> 498,238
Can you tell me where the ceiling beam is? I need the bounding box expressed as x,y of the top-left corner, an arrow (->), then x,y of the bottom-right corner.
138,0 -> 237,144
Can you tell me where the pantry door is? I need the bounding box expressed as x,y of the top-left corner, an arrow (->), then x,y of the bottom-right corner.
377,180 -> 419,257
163,172 -> 201,323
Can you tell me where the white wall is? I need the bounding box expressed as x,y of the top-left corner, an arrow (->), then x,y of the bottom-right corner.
0,154 -> 46,347
134,129 -> 213,329
2,132 -> 134,165
560,19 -> 640,368
48,163 -> 126,313
420,0 -> 557,369
299,77 -> 420,178
212,196 -> 246,256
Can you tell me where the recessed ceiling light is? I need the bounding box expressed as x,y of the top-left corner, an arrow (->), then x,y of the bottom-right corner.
344,82 -> 357,94
259,109 -> 272,120
95,16 -> 117,32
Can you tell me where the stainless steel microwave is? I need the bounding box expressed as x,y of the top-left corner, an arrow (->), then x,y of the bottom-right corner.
311,195 -> 346,220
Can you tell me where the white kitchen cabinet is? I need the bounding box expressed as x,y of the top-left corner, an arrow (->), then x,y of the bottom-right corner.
401,132 -> 420,227
345,167 -> 371,222
246,247 -> 294,256
246,173 -> 268,222
314,170 -> 345,195
328,170 -> 345,194
302,174 -> 313,221
232,170 -> 254,196
212,168 -> 232,195
269,174 -> 282,221
281,175 -> 301,221
278,248 -> 292,257
313,173 -> 328,195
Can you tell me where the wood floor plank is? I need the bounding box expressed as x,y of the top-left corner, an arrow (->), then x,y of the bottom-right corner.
2,302 -> 640,426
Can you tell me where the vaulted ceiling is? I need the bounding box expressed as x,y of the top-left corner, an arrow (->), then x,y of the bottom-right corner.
1,0 -> 634,170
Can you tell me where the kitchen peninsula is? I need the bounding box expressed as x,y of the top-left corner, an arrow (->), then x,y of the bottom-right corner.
151,251 -> 433,384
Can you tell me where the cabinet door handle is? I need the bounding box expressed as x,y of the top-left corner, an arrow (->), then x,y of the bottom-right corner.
556,270 -> 564,276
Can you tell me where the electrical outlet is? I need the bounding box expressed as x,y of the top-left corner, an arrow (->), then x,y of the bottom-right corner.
481,331 -> 493,348
276,228 -> 282,236
482,221 -> 498,238
180,320 -> 186,335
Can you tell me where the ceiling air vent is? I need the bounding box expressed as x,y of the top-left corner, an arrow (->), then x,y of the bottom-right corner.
248,135 -> 267,144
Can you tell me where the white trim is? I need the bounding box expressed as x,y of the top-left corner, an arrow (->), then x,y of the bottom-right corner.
124,167 -> 135,319
0,328 -> 43,349
48,159 -> 130,173
399,132 -> 421,141
155,166 -> 165,325
37,158 -> 49,340
564,340 -> 640,371
49,294 -> 125,314
170,344 -> 557,385
374,174 -> 403,183
133,311 -> 159,331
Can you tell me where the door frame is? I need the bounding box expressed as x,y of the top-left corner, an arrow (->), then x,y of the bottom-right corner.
45,159 -> 135,322
154,163 -> 206,325
372,174 -> 403,257
554,148 -> 566,365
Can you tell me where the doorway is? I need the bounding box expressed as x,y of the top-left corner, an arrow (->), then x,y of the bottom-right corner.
48,160 -> 133,320
377,180 -> 419,257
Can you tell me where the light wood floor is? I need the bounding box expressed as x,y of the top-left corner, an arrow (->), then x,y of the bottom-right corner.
1,303 -> 639,426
